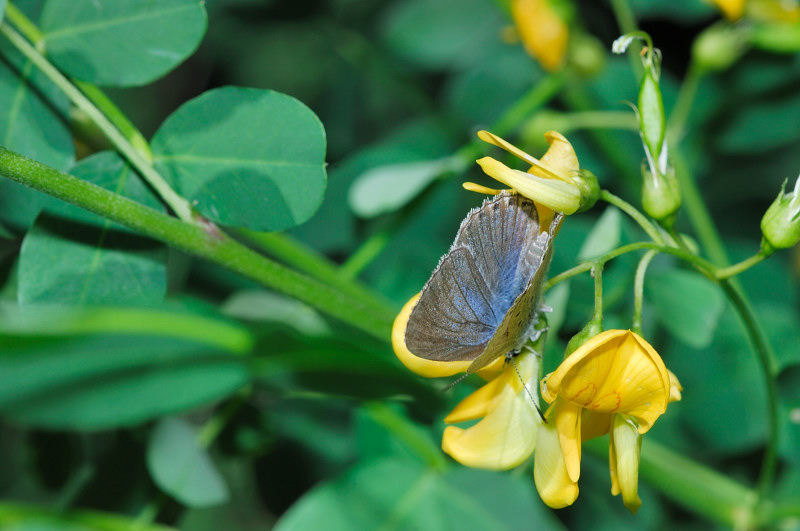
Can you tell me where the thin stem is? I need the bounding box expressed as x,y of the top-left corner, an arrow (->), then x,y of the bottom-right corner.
667,59 -> 703,141
716,251 -> 767,280
0,21 -> 194,222
562,110 -> 638,132
609,0 -> 644,78
631,250 -> 657,334
3,3 -> 43,43
718,280 -> 780,500
600,189 -> 665,244
591,262 -> 604,324
197,387 -> 252,448
238,229 -> 395,313
491,71 -> 566,138
340,228 -> 392,278
0,147 -> 395,340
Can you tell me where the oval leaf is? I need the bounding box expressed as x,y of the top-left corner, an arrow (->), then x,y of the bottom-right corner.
348,158 -> 454,218
17,152 -> 167,305
147,417 -> 229,507
646,269 -> 724,348
152,87 -> 327,231
40,0 -> 207,87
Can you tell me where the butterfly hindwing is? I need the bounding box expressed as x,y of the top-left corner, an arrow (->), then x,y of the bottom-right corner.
405,191 -> 552,369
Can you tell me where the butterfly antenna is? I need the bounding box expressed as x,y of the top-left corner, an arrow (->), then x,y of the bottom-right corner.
507,352 -> 547,423
443,372 -> 471,391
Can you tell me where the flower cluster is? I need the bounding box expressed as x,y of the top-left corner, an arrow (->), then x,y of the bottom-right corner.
393,131 -> 681,512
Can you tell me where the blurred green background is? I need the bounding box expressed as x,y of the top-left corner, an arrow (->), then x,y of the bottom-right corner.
1,0 -> 799,529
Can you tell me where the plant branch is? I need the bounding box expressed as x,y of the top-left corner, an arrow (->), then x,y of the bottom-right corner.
0,147 -> 395,340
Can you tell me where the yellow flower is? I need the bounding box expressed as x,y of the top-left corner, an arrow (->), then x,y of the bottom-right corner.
534,329 -> 682,512
511,0 -> 569,71
472,130 -> 598,216
442,348 -> 542,469
712,0 -> 746,20
392,293 -> 506,378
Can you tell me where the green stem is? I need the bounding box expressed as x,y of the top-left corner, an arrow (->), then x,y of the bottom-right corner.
0,21 -> 193,222
667,59 -> 703,142
0,147 -> 395,340
631,250 -> 657,334
592,262 -> 604,324
600,190 -> 664,244
238,229 -> 395,313
363,402 -> 449,472
716,251 -> 767,280
491,71 -> 566,138
562,110 -> 638,132
340,228 -> 392,278
3,3 -> 42,43
718,280 -> 780,498
197,387 -> 251,448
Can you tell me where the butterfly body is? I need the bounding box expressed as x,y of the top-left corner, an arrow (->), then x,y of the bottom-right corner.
405,191 -> 559,374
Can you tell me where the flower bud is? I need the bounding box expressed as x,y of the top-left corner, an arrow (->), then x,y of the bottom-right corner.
565,318 -> 603,357
692,22 -> 750,72
642,164 -> 681,224
761,176 -> 800,253
573,169 -> 600,213
638,68 -> 665,165
751,21 -> 800,53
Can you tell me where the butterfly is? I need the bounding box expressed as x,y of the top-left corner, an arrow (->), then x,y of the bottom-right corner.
404,190 -> 560,375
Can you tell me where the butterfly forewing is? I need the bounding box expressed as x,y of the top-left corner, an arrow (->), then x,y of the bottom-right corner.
405,191 -> 549,367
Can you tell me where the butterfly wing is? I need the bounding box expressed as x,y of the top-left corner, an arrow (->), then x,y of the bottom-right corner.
405,191 -> 547,368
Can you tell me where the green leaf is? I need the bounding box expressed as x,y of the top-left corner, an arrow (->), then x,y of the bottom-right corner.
0,1 -> 5,25
0,501 -> 173,531
645,269 -> 724,348
0,28 -> 74,229
222,290 -> 332,337
152,87 -> 327,231
275,458 -> 562,530
0,303 -> 252,429
381,0 -> 504,71
17,152 -> 167,305
348,158 -> 455,218
40,0 -> 207,87
147,417 -> 229,507
577,206 -> 622,260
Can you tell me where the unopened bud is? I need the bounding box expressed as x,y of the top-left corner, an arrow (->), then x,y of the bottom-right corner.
642,164 -> 681,225
761,176 -> 800,253
693,23 -> 750,72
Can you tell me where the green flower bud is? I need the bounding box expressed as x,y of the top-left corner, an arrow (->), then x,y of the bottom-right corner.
642,164 -> 681,224
638,68 -> 665,164
565,318 -> 603,358
573,168 -> 601,213
761,176 -> 800,253
692,22 -> 750,72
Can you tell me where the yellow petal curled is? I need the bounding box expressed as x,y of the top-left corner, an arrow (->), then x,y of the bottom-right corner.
512,0 -> 569,71
476,157 -> 581,214
534,417 -> 579,508
392,294 -> 505,377
541,330 -> 671,433
609,414 -> 643,514
668,369 -> 683,403
442,384 -> 539,469
553,398 -> 582,482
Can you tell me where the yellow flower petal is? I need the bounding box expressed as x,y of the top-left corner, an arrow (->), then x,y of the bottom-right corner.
668,369 -> 683,403
475,157 -> 581,214
542,330 -> 671,433
540,131 -> 580,178
442,382 -> 540,469
609,414 -> 642,514
552,398 -> 582,482
445,348 -> 537,423
580,410 -> 613,441
392,294 -> 505,378
534,417 -> 579,508
462,181 -> 504,196
712,0 -> 745,20
511,0 -> 568,71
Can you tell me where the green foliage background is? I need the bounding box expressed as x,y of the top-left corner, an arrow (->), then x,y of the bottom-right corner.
0,0 -> 799,529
